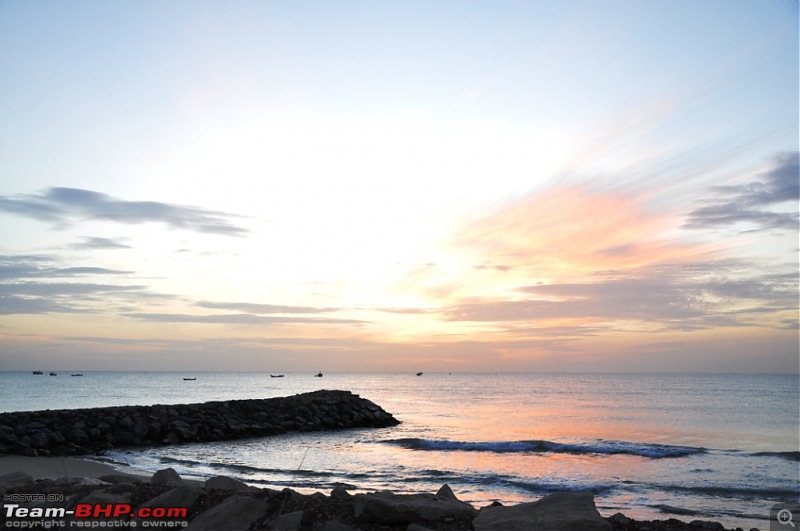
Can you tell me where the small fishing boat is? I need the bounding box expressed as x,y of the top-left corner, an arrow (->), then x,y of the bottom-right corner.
183,377 -> 196,381
32,370 -> 43,375
314,371 -> 323,378
49,372 -> 57,376
270,374 -> 285,378
71,373 -> 84,377
416,372 -> 423,376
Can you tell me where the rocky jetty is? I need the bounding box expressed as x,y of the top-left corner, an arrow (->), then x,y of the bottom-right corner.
0,390 -> 399,457
0,468 -> 756,531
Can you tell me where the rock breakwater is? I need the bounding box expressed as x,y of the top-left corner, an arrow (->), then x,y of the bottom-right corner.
0,390 -> 399,457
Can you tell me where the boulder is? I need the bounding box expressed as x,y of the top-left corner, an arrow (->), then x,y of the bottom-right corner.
0,471 -> 34,490
330,485 -> 351,500
434,484 -> 458,501
150,467 -> 183,486
472,492 -> 611,531
322,520 -> 360,531
204,475 -> 255,492
79,488 -> 134,505
352,490 -> 477,525
406,524 -> 437,531
689,520 -> 725,530
269,509 -> 304,531
142,484 -> 204,510
98,474 -> 144,485
186,495 -> 268,531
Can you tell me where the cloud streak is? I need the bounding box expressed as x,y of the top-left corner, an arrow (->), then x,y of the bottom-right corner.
123,312 -> 367,325
70,237 -> 132,250
684,152 -> 799,231
0,187 -> 249,236
196,301 -> 339,314
0,254 -> 164,315
441,262 -> 797,331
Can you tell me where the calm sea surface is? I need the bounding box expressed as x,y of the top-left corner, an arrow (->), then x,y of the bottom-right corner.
1,371 -> 797,528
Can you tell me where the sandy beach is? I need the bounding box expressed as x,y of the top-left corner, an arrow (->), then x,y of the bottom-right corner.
0,455 -> 142,480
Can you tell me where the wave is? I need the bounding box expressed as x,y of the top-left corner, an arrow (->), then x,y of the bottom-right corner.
660,484 -> 800,501
381,437 -> 706,458
751,450 -> 800,461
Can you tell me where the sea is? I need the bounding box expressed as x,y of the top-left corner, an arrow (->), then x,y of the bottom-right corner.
1,371 -> 798,529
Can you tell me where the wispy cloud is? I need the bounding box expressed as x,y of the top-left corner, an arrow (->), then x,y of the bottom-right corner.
0,282 -> 151,315
684,152 -> 799,231
441,261 -> 797,331
0,187 -> 249,236
196,301 -> 339,314
123,312 -> 367,325
0,254 -> 133,280
70,237 -> 132,250
0,254 -> 163,315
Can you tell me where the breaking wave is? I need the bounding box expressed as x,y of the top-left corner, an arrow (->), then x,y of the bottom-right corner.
381,437 -> 706,458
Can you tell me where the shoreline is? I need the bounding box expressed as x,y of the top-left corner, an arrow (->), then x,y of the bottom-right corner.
0,456 -> 763,531
0,455 -> 150,481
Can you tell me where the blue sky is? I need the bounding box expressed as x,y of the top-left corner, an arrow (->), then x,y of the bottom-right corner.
0,0 -> 797,372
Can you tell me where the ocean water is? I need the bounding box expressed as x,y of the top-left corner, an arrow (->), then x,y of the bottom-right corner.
1,371 -> 798,529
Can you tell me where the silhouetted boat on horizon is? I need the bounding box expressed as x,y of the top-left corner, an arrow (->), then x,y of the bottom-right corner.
314,371 -> 323,378
32,370 -> 43,375
71,373 -> 83,377
49,372 -> 57,376
183,377 -> 196,381
416,372 -> 423,376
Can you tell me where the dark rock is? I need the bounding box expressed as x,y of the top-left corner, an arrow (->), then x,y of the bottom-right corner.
151,467 -> 183,486
269,509 -> 304,531
472,492 -> 611,531
322,520 -> 360,531
689,521 -> 725,530
434,484 -> 458,502
142,484 -> 204,510
67,427 -> 90,445
407,524 -> 437,531
29,432 -> 49,449
353,490 -> 477,524
187,494 -> 268,531
113,430 -> 136,445
204,475 -> 255,492
79,488 -> 134,505
610,512 -> 633,525
331,486 -> 351,500
98,474 -> 144,485
0,471 -> 34,490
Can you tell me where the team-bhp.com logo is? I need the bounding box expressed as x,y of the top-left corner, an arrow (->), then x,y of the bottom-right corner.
3,501 -> 188,528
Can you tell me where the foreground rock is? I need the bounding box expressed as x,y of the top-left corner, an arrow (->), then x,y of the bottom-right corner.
0,390 -> 399,457
352,485 -> 477,524
0,468 -> 755,531
473,491 -> 610,531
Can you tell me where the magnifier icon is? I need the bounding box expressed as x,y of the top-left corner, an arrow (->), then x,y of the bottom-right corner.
778,509 -> 795,527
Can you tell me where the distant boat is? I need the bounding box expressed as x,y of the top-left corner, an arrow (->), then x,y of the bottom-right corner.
32,370 -> 43,375
49,372 -> 57,376
71,373 -> 83,377
314,371 -> 323,378
270,374 -> 285,378
183,377 -> 196,381
416,372 -> 423,376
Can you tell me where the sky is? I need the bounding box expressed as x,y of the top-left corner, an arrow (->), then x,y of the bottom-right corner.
0,0 -> 797,373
